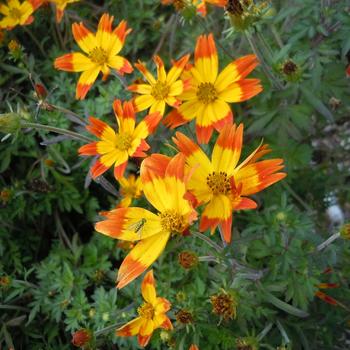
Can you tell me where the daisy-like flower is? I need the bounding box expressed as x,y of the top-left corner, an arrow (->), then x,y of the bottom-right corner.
78,100 -> 161,179
129,54 -> 190,117
54,13 -> 133,99
48,0 -> 79,23
116,270 -> 173,347
173,123 -> 286,242
117,174 -> 143,208
194,0 -> 227,16
164,33 -> 262,143
0,0 -> 42,30
95,153 -> 197,288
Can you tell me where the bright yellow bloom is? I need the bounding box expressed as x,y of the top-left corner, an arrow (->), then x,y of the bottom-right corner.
95,153 -> 197,288
54,13 -> 133,99
117,174 -> 143,208
129,54 -> 190,117
164,33 -> 262,143
48,0 -> 79,23
173,123 -> 286,242
116,270 -> 173,347
78,100 -> 161,179
0,0 -> 42,30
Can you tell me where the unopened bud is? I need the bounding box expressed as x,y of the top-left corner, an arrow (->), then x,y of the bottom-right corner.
280,59 -> 302,82
175,309 -> 194,324
178,250 -> 198,269
71,329 -> 92,347
0,113 -> 21,134
0,275 -> 11,288
210,290 -> 238,320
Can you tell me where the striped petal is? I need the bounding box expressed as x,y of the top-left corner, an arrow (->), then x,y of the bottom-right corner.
153,55 -> 166,81
85,116 -> 113,138
108,55 -> 133,75
166,54 -> 190,85
212,124 -> 243,175
128,84 -> 152,94
133,95 -> 155,112
54,52 -> 95,72
76,67 -> 100,99
110,19 -> 131,56
117,316 -> 143,336
96,13 -> 114,52
218,79 -> 263,103
155,297 -> 171,314
133,112 -> 162,140
72,22 -> 97,54
135,61 -> 156,84
194,33 -> 218,83
116,231 -> 171,288
141,270 -> 157,304
95,207 -> 163,242
215,54 -> 259,91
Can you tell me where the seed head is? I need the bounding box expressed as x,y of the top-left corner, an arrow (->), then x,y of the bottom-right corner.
178,250 -> 198,269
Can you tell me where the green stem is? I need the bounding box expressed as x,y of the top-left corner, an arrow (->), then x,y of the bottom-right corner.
50,104 -> 87,125
192,231 -> 223,253
271,24 -> 284,49
316,232 -> 340,252
22,122 -> 93,143
23,27 -> 46,57
94,322 -> 124,336
0,305 -> 30,312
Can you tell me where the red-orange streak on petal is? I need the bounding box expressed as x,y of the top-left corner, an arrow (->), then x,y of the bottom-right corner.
199,215 -> 220,234
220,215 -> 232,243
72,22 -> 91,46
54,54 -> 74,71
114,161 -> 128,179
233,54 -> 259,79
76,83 -> 93,100
163,109 -> 188,129
117,58 -> 133,75
153,55 -> 164,68
86,116 -> 109,138
213,111 -> 233,132
216,123 -> 242,151
113,20 -> 132,44
315,291 -> 338,306
143,112 -> 162,134
56,8 -> 64,23
95,208 -> 127,238
99,13 -> 113,33
90,160 -> 109,179
173,54 -> 190,68
233,197 -> 257,210
123,101 -> 136,120
78,142 -> 98,155
165,153 -> 186,180
28,0 -> 42,10
172,132 -> 200,157
195,33 -> 216,61
196,124 -> 214,144
236,79 -> 263,102
141,154 -> 171,182
132,139 -> 150,158
247,144 -> 272,165
138,334 -> 152,347
161,316 -> 173,330
317,283 -> 340,289
117,258 -> 147,289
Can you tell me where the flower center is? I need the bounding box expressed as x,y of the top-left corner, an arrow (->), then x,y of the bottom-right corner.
9,7 -> 22,20
137,302 -> 154,319
160,210 -> 187,234
196,82 -> 218,104
89,47 -> 108,65
114,133 -> 133,151
206,171 -> 231,195
151,81 -> 170,100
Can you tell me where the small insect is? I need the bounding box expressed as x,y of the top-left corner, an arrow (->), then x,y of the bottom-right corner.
127,218 -> 147,239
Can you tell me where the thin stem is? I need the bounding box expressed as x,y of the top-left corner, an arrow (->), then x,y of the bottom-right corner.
0,305 -> 30,312
23,27 -> 46,57
153,14 -> 176,56
198,255 -> 226,265
94,322 -> 124,336
192,232 -> 222,253
50,104 -> 87,125
316,232 -> 340,252
282,181 -> 314,213
22,122 -> 93,143
270,24 -> 284,49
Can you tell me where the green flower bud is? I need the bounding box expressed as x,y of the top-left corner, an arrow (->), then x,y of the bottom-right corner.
0,113 -> 21,134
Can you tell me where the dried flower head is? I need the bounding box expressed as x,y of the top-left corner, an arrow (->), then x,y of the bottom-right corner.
210,290 -> 238,320
176,309 -> 194,324
0,275 -> 11,288
178,250 -> 198,269
71,329 -> 92,347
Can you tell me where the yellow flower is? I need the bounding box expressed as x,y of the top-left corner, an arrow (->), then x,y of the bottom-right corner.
129,54 -> 190,117
48,0 -> 79,23
173,123 -> 286,242
117,174 -> 143,208
95,153 -> 197,288
78,100 -> 161,179
116,270 -> 173,347
0,0 -> 42,30
54,13 -> 133,99
164,33 -> 262,143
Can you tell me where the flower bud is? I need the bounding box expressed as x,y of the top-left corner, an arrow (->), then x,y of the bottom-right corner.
236,336 -> 259,350
210,290 -> 238,320
0,275 -> 11,288
0,113 -> 21,134
280,59 -> 302,82
340,223 -> 350,240
175,309 -> 194,324
178,250 -> 198,269
72,329 -> 92,347
0,189 -> 12,204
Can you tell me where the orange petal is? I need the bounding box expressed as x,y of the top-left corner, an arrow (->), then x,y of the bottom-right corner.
116,316 -> 143,336
141,270 -> 157,304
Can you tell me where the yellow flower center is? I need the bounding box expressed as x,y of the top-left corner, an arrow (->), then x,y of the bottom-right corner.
9,7 -> 22,20
137,302 -> 155,319
151,81 -> 170,100
196,82 -> 218,104
160,210 -> 187,233
89,47 -> 108,65
206,171 -> 231,195
114,133 -> 133,151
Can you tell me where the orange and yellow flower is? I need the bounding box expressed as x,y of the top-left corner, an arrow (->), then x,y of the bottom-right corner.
129,54 -> 190,117
117,174 -> 143,208
173,123 -> 286,242
48,0 -> 79,23
116,270 -> 173,347
54,13 -> 133,99
0,0 -> 42,30
78,100 -> 161,179
95,153 -> 197,288
164,34 -> 262,143
194,0 -> 227,16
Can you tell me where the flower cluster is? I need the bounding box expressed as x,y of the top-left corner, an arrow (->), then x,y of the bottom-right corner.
51,12 -> 286,348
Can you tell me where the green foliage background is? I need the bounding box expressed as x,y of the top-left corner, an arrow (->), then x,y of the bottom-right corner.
1,0 -> 350,349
